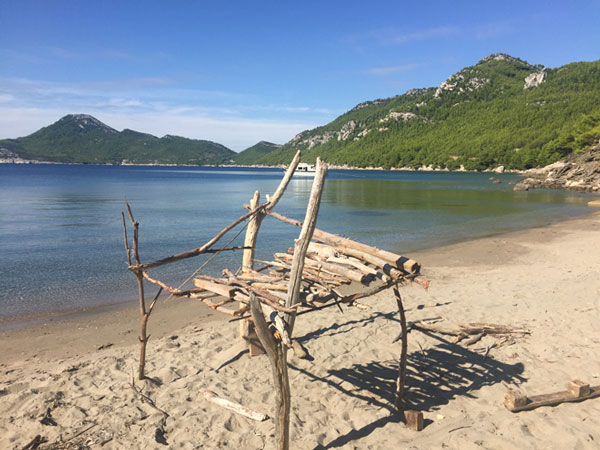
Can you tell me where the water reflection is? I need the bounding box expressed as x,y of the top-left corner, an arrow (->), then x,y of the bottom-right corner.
0,164 -> 594,321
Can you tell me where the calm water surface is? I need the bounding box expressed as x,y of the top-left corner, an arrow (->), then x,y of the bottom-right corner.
0,164 -> 594,322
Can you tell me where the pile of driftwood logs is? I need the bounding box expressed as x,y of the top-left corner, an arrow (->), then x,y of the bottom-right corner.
123,150 -> 426,450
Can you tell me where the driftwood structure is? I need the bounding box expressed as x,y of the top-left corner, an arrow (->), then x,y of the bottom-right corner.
122,151 -> 427,449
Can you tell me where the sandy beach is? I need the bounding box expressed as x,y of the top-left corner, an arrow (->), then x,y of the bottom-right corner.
1,211 -> 599,449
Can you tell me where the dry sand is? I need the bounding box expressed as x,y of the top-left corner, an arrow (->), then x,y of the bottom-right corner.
1,212 -> 599,449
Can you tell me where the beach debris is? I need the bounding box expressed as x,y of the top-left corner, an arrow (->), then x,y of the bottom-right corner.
505,379 -> 600,412
410,321 -> 530,346
96,343 -> 113,350
40,407 -> 57,426
21,435 -> 47,449
404,410 -> 424,431
200,388 -> 269,422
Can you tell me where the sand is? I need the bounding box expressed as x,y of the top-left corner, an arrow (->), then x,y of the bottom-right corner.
1,212 -> 599,449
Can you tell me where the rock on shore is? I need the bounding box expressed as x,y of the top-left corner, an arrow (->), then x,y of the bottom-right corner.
518,143 -> 600,192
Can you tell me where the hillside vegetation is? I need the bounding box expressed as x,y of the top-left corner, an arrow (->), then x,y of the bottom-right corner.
256,54 -> 600,170
231,141 -> 281,165
0,114 -> 235,165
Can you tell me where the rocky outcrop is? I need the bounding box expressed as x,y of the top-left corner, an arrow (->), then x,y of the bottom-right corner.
477,53 -> 536,70
518,144 -> 600,192
379,111 -> 430,123
524,70 -> 547,89
351,99 -> 385,111
434,73 -> 489,98
306,132 -> 335,149
338,121 -> 357,141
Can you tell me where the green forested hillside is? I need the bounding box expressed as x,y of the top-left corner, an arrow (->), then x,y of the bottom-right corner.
0,114 -> 235,165
232,141 -> 280,165
257,54 -> 600,170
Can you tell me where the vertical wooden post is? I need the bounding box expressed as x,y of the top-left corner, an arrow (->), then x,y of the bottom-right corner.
241,191 -> 262,341
284,158 -> 328,335
239,149 -> 301,343
250,295 -> 290,450
393,284 -> 408,410
242,190 -> 262,273
123,202 -> 161,381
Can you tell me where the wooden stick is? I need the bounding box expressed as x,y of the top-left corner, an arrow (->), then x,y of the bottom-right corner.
123,200 -> 153,380
285,158 -> 328,335
265,150 -> 301,211
131,203 -> 268,272
250,294 -> 291,450
200,388 -> 269,421
394,284 -> 408,410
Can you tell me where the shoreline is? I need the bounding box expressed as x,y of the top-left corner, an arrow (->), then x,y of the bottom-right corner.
2,209 -> 598,365
1,211 -> 599,448
1,159 -> 524,173
1,203 -> 596,335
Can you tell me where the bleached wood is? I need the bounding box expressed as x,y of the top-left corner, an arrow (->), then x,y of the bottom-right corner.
285,158 -> 328,334
266,150 -> 301,211
242,190 -> 261,272
265,209 -> 420,273
505,383 -> 600,412
250,295 -> 291,450
193,279 -> 235,298
200,388 -> 269,421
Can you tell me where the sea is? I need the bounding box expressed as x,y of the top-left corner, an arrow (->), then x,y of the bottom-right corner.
0,164 -> 595,326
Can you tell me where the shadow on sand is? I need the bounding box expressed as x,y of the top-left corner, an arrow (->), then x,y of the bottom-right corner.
291,325 -> 525,450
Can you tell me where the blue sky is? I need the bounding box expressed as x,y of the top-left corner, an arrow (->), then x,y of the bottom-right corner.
1,0 -> 599,151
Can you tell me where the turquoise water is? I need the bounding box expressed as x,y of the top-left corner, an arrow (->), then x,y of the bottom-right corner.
0,164 -> 594,322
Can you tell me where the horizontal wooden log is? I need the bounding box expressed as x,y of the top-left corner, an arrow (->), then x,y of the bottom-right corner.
278,253 -> 373,284
252,282 -> 288,291
217,303 -> 249,316
329,246 -> 406,279
189,290 -> 219,300
194,279 -> 235,298
505,383 -> 600,412
265,209 -> 420,273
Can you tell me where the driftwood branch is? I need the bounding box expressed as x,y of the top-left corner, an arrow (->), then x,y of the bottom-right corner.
200,388 -> 269,421
285,158 -> 328,335
131,203 -> 267,272
265,150 -> 301,211
250,294 -> 291,450
393,284 -> 408,410
265,209 -> 420,274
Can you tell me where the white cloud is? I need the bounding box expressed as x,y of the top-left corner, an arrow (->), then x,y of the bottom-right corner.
0,77 -> 334,150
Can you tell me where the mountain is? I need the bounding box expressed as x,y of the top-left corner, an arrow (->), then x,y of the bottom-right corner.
0,114 -> 235,165
231,141 -> 281,165
255,54 -> 600,170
